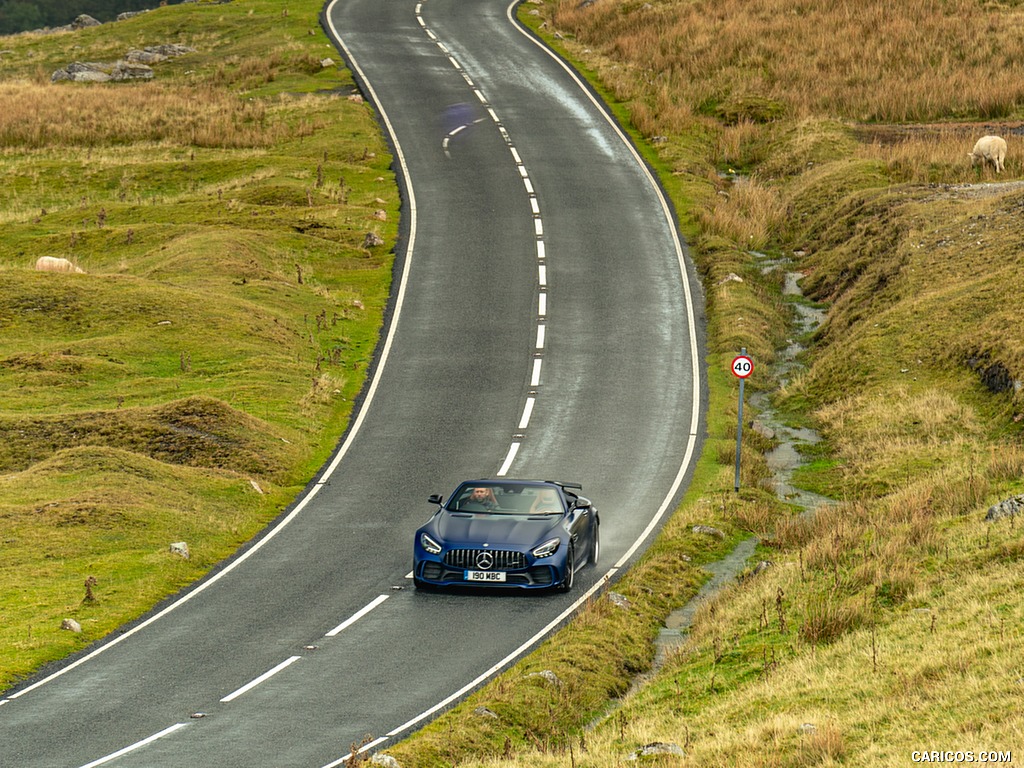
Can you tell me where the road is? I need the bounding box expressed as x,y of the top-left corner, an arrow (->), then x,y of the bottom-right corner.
0,1 -> 704,765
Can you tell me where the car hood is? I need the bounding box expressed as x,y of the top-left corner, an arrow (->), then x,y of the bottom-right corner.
434,512 -> 562,548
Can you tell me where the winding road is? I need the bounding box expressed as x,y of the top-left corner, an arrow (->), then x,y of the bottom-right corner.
0,1 -> 705,765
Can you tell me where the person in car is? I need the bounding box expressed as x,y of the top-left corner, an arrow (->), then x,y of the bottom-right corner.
530,488 -> 561,514
463,486 -> 498,510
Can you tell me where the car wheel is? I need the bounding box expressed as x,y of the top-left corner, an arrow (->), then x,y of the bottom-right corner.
589,523 -> 600,567
558,544 -> 575,592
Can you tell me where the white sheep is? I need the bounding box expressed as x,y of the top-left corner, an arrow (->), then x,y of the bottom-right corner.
34,256 -> 85,274
968,135 -> 1007,173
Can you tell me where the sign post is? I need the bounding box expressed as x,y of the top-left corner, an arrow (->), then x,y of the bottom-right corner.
731,349 -> 753,492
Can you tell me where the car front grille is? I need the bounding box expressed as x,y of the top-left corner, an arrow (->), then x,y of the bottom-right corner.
444,549 -> 526,570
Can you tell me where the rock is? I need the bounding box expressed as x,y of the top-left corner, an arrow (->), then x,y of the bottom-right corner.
799,723 -> 817,734
363,232 -> 385,248
608,591 -> 631,609
629,742 -> 685,760
751,560 -> 774,576
52,62 -> 111,83
117,11 -> 148,21
372,210 -> 387,221
473,706 -> 499,719
751,419 -> 775,440
526,670 -> 561,686
321,58 -> 336,68
692,524 -> 726,539
61,618 -> 82,633
370,755 -> 401,768
986,494 -> 1024,522
169,542 -> 190,560
110,62 -> 154,81
71,15 -> 101,30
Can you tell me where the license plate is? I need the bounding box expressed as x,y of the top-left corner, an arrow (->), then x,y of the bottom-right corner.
465,570 -> 506,583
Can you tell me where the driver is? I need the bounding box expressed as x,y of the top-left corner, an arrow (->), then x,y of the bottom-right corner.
464,486 -> 498,509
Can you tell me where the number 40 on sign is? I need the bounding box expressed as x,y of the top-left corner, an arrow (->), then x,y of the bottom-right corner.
731,355 -> 753,378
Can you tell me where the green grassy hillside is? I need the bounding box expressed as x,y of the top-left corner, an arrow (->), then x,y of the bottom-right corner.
0,0 -> 397,686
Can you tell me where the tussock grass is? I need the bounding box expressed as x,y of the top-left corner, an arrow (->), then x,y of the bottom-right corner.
0,81 -> 312,149
553,0 -> 1024,124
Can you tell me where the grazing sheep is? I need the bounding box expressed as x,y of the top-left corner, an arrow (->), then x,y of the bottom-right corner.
968,135 -> 1007,173
34,256 -> 85,274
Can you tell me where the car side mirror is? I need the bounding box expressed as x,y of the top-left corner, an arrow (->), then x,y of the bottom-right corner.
574,497 -> 592,510
428,494 -> 443,505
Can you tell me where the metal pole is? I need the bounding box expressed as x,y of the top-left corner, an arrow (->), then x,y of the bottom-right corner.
734,347 -> 746,492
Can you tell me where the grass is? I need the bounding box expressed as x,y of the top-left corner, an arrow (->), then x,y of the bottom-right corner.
0,0 -> 397,687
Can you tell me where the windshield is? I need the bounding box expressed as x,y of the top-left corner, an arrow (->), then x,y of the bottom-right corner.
447,483 -> 564,515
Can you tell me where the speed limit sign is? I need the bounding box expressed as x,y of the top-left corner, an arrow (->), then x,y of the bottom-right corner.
731,355 -> 754,379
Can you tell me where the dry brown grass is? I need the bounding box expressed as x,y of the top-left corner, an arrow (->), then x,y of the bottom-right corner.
696,175 -> 786,250
0,80 -> 321,148
554,0 -> 1024,123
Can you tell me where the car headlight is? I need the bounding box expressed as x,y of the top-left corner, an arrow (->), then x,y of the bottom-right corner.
420,532 -> 442,555
532,538 -> 560,558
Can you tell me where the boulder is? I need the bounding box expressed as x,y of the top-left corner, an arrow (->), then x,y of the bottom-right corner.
986,494 -> 1024,522
70,15 -> 101,30
629,742 -> 685,760
169,542 -> 191,560
61,618 -> 82,633
52,62 -> 111,83
111,62 -> 154,81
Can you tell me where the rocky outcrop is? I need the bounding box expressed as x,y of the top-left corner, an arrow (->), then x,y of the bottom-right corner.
52,61 -> 153,83
51,44 -> 195,83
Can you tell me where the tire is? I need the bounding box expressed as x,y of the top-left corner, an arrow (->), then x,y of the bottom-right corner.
558,544 -> 575,592
588,522 -> 600,568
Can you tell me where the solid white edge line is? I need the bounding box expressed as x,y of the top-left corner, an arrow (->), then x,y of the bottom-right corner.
77,723 -> 188,768
518,396 -> 536,430
496,442 -> 520,477
220,656 -> 302,704
325,595 -> 391,637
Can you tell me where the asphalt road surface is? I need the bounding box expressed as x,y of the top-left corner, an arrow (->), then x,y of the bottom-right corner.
0,1 -> 705,765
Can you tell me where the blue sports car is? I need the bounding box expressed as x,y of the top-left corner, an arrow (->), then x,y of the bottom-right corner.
413,479 -> 600,591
